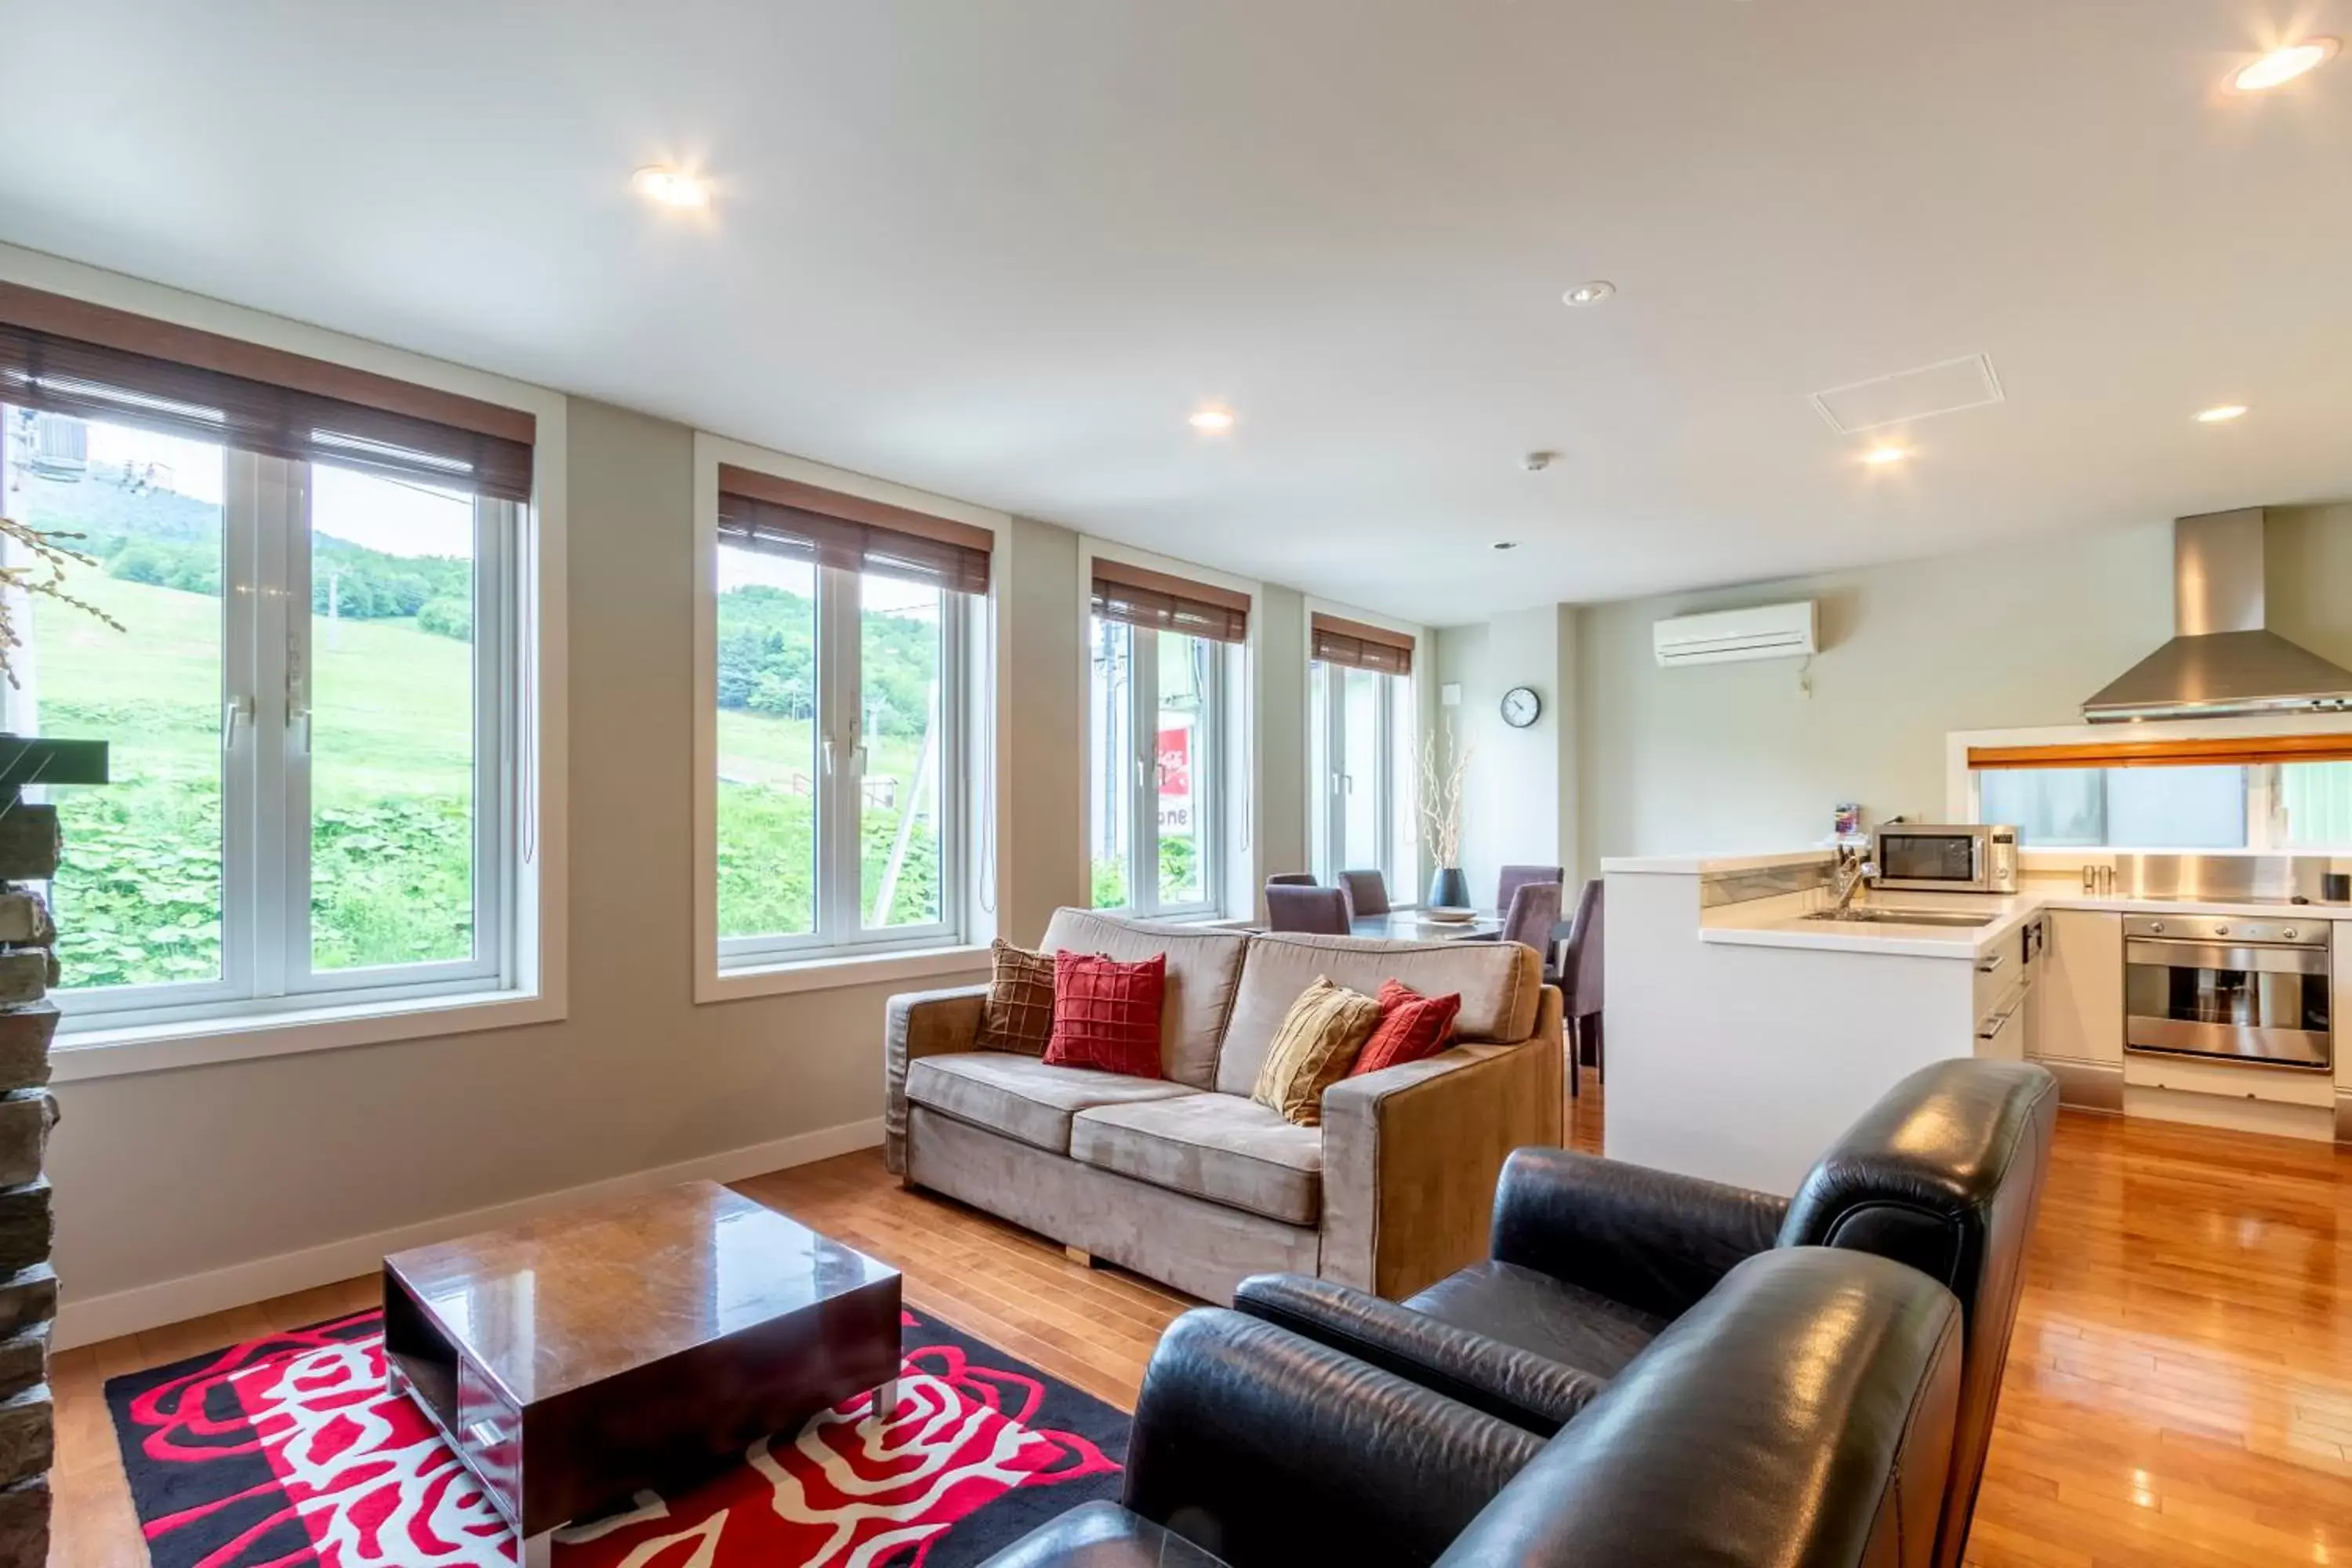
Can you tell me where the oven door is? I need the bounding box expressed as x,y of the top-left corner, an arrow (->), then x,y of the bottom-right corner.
2123,937 -> 2332,1069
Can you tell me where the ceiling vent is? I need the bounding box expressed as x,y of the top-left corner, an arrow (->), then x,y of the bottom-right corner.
1809,354 -> 2005,434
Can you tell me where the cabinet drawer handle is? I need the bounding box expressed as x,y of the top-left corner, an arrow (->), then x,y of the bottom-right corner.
468,1418 -> 506,1450
1976,953 -> 2007,975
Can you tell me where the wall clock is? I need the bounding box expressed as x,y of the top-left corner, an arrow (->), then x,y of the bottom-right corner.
1501,686 -> 1541,728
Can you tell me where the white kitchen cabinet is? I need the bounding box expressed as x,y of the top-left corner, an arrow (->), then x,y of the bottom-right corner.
2032,909 -> 2124,1065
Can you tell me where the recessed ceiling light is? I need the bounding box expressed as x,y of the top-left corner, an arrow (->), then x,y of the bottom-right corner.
2232,38 -> 2338,92
630,165 -> 711,209
1860,445 -> 1911,466
1491,540 -> 1519,551
1562,281 -> 1616,307
2194,404 -> 2250,423
1188,407 -> 1236,432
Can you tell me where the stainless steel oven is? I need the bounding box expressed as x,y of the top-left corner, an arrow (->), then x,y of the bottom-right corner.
2123,914 -> 2332,1069
1871,824 -> 2019,895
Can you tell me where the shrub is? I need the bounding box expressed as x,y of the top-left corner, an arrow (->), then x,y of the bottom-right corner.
418,597 -> 474,641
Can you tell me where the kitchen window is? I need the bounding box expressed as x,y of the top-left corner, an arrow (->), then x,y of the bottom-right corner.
1307,614 -> 1417,890
1967,735 -> 2352,851
1088,561 -> 1246,917
710,463 -> 984,971
2,360 -> 533,1031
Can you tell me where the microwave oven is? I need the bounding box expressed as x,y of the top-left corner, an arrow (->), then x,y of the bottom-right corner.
1871,824 -> 2019,895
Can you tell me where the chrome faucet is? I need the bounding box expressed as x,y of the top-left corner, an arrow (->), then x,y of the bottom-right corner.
1829,851 -> 1878,914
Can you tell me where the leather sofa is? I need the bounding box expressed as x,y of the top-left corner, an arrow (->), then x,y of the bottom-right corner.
982,1246 -> 1964,1568
885,907 -> 1563,1305
1232,1058 -> 2056,1568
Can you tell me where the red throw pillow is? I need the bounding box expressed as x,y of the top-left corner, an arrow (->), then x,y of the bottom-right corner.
1352,978 -> 1461,1076
1044,951 -> 1167,1077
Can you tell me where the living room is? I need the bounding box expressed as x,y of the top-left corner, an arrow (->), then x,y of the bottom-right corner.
4,5 -> 2350,1566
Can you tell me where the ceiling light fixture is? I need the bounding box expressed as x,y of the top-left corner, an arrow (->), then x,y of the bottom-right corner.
1188,407 -> 1236,432
1860,445 -> 1911,466
1491,541 -> 1519,551
2194,404 -> 2250,423
1562,281 -> 1617,307
2232,38 -> 2338,91
631,165 -> 712,209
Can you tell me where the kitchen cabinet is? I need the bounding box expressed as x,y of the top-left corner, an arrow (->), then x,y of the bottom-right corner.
2032,909 -> 2124,1065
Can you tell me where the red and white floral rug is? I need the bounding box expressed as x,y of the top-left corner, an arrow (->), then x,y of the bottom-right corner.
107,1306 -> 1126,1567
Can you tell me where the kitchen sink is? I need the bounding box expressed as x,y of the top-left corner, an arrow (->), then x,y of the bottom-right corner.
1800,909 -> 1999,928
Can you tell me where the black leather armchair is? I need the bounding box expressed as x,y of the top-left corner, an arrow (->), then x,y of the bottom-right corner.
1234,1058 -> 2057,1568
984,1247 -> 1963,1568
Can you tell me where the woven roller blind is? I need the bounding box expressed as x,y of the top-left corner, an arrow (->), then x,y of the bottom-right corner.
717,464 -> 993,595
1090,558 -> 1249,644
0,283 -> 535,502
1311,612 -> 1414,675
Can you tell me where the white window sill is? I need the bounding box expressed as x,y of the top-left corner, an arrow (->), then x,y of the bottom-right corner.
51,987 -> 566,1083
698,943 -> 989,1004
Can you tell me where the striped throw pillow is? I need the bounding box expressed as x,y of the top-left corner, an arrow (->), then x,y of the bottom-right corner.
1252,976 -> 1382,1127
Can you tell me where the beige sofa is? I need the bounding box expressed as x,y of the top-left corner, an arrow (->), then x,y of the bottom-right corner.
884,907 -> 1563,1305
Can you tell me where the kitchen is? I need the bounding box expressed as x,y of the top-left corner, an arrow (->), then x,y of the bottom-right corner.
1602,510 -> 2352,1194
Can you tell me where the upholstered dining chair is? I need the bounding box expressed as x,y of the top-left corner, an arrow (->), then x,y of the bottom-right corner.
1265,884 -> 1352,935
1494,864 -> 1564,917
1499,879 -> 1563,965
1265,873 -> 1318,887
1337,869 -> 1391,918
1555,878 -> 1604,1098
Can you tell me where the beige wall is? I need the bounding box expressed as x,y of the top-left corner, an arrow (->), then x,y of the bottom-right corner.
1438,604 -> 1581,899
1254,586 -> 1311,898
999,516 -> 1088,944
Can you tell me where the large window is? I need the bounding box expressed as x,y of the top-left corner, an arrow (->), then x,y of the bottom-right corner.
712,466 -> 980,969
4,406 -> 515,1024
1307,615 -> 1417,889
1088,560 -> 1245,917
1968,735 -> 2352,851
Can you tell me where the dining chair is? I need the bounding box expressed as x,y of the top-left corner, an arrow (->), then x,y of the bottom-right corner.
1265,873 -> 1318,887
1500,877 -> 1563,962
1337,869 -> 1390,918
1495,864 -> 1565,916
1555,878 -> 1604,1098
1265,884 -> 1352,935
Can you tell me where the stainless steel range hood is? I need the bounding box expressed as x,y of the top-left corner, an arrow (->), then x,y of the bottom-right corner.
2082,508 -> 2352,723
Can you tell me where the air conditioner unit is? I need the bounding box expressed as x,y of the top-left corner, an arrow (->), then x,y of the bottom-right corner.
1653,600 -> 1817,668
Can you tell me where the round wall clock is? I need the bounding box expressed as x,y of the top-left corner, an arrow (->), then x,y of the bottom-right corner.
1501,686 -> 1541,728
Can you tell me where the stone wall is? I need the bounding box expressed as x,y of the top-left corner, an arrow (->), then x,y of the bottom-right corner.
0,803 -> 61,1566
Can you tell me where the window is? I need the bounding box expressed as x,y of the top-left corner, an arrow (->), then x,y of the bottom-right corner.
1087,559 -> 1246,917
4,407 -> 517,1025
712,466 -> 982,969
1967,735 -> 2352,850
1307,615 -> 1417,889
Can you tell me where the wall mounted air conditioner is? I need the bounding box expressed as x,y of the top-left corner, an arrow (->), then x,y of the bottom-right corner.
1653,600 -> 1818,668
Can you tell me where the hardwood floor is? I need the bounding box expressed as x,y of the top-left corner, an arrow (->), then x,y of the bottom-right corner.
45,1068 -> 2352,1567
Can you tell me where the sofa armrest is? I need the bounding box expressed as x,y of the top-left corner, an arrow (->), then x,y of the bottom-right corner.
1232,1272 -> 1600,1436
884,984 -> 987,1174
1124,1308 -> 1543,1568
1318,989 -> 1566,1301
1490,1146 -> 1788,1321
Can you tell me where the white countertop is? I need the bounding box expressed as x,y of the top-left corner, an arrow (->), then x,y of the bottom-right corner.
1701,884 -> 2350,959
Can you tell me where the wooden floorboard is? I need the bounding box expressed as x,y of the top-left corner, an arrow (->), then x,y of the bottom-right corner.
47,1064 -> 2352,1568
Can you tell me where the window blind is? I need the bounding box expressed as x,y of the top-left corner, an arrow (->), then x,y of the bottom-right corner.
1969,734 -> 2352,770
1090,557 -> 1249,644
0,282 -> 535,502
1310,612 -> 1414,675
716,463 -> 993,595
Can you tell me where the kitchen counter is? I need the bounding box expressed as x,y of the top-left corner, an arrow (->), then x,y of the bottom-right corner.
1699,885 -> 2350,959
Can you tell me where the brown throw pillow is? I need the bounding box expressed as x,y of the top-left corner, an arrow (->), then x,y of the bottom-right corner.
1252,976 -> 1382,1127
978,938 -> 1056,1055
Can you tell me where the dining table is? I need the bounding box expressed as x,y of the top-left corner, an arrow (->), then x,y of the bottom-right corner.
1346,909 -> 1505,942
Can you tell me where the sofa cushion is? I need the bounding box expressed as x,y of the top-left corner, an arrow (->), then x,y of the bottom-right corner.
1072,1094 -> 1325,1225
1251,976 -> 1381,1127
1406,1260 -> 1668,1381
1041,909 -> 1250,1091
906,1053 -> 1198,1155
1046,950 -> 1167,1077
1217,934 -> 1542,1098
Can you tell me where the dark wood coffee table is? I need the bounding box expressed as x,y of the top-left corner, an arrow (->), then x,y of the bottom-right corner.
383,1180 -> 902,1566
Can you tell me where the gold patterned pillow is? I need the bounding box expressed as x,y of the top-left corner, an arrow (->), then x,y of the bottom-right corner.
978,938 -> 1056,1054
1252,976 -> 1382,1127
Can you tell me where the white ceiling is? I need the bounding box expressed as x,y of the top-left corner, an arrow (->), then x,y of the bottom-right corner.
4,1 -> 2348,623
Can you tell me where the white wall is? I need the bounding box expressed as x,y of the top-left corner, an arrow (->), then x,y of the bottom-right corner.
1437,604 -> 1578,901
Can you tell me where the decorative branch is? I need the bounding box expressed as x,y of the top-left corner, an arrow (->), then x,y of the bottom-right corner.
1419,718 -> 1472,868
0,515 -> 125,690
